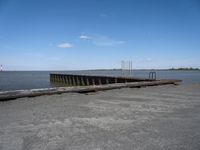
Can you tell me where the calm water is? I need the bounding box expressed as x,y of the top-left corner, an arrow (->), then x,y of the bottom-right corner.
0,70 -> 200,91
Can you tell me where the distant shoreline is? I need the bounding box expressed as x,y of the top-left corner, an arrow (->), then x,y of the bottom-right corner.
168,67 -> 200,71
0,68 -> 199,72
89,68 -> 200,71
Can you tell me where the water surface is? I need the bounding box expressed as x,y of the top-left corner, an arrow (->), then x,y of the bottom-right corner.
0,70 -> 199,91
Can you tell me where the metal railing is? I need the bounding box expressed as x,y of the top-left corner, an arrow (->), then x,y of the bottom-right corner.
149,71 -> 156,80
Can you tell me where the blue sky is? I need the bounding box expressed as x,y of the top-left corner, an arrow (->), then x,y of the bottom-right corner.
0,0 -> 200,70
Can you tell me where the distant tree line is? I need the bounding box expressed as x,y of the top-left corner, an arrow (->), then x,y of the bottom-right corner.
169,67 -> 200,71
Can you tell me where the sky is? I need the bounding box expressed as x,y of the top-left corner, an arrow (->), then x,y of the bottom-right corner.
0,0 -> 200,70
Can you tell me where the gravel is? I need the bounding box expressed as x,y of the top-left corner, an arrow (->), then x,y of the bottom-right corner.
0,84 -> 200,150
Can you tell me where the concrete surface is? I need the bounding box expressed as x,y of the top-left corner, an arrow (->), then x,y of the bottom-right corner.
0,84 -> 200,150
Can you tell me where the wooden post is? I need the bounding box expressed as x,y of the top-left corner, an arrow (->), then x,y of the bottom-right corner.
53,75 -> 55,82
60,75 -> 62,83
98,78 -> 102,85
57,75 -> 59,82
65,76 -> 69,85
52,75 -> 54,82
81,77 -> 85,86
65,76 -> 69,86
63,76 -> 65,84
86,78 -> 89,86
72,76 -> 76,86
106,78 -> 109,84
92,79 -> 95,85
76,76 -> 80,86
59,76 -> 62,83
115,78 -> 117,83
61,75 -> 65,84
68,76 -> 72,86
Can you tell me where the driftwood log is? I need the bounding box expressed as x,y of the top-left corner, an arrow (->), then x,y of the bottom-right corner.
0,80 -> 181,101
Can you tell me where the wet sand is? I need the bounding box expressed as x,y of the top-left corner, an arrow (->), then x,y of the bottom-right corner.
0,84 -> 200,150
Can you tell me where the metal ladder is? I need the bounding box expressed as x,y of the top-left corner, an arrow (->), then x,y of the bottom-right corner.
149,71 -> 156,80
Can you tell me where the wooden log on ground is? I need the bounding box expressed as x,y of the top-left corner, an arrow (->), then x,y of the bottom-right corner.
0,80 -> 181,101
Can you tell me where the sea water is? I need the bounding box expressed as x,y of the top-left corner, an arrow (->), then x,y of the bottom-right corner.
0,70 -> 200,91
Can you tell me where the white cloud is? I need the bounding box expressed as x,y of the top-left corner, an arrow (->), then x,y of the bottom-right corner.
80,35 -> 92,40
58,42 -> 73,48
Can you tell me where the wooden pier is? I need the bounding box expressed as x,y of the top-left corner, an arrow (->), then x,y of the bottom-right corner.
50,73 -> 153,86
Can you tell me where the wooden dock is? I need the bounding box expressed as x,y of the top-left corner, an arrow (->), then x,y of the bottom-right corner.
50,73 -> 153,86
0,79 -> 181,101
